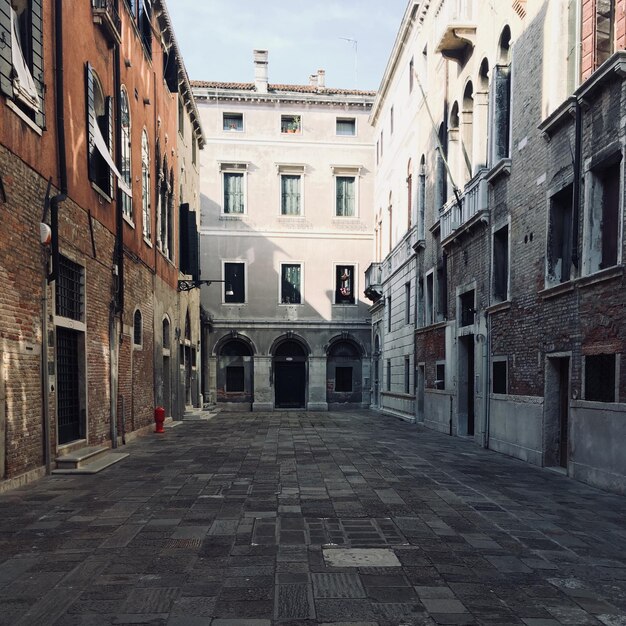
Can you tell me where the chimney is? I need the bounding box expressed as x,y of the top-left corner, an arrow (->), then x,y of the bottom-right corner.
253,49 -> 269,94
317,69 -> 326,89
309,74 -> 318,87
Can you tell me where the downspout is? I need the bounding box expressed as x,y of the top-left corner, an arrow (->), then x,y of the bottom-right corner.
571,100 -> 582,271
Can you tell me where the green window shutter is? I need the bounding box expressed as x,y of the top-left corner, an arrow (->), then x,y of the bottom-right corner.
85,62 -> 96,183
30,0 -> 44,127
0,0 -> 13,98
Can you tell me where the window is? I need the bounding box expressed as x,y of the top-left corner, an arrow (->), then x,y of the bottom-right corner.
492,359 -> 507,394
405,283 -> 411,325
584,354 -> 616,402
138,0 -> 152,57
404,357 -> 410,394
141,130 -> 151,240
133,309 -> 142,347
335,367 -> 352,392
380,131 -> 383,158
335,265 -> 355,305
407,160 -> 413,229
387,296 -> 392,332
417,277 -> 424,327
224,172 -> 244,214
435,362 -> 445,390
86,65 -> 113,197
179,203 -> 199,279
493,225 -> 510,298
281,114 -> 301,134
178,97 -> 184,136
223,113 -> 243,132
56,255 -> 84,321
386,360 -> 391,391
162,317 -> 170,350
336,176 -> 356,216
226,366 -> 245,392
120,87 -> 132,220
1,0 -> 44,125
281,174 -> 301,216
437,257 -> 448,320
418,156 -> 426,239
435,123 -> 448,211
191,137 -> 197,166
459,290 -> 475,327
546,186 -> 573,285
425,272 -> 434,325
224,262 -> 245,304
336,117 -> 356,136
281,264 -> 301,304
376,140 -> 379,166
584,156 -> 621,274
490,28 -> 512,165
409,57 -> 414,92
390,106 -> 394,135
162,45 -> 178,93
595,0 -> 615,67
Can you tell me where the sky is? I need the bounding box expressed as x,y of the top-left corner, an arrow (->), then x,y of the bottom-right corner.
166,0 -> 409,91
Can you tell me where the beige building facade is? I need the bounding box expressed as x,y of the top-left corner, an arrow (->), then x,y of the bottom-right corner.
193,52 -> 375,411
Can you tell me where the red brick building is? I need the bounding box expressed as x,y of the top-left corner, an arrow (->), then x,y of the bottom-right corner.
0,0 -> 204,490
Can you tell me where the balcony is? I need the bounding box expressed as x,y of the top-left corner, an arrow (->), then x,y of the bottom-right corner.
440,169 -> 489,242
433,0 -> 477,63
92,0 -> 122,46
364,263 -> 383,303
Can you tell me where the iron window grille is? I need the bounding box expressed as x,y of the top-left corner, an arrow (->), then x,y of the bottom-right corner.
56,256 -> 84,321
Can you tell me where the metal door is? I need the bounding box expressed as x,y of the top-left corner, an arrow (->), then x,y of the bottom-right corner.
56,327 -> 82,444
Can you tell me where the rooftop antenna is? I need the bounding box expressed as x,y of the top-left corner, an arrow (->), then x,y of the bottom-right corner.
339,36 -> 358,88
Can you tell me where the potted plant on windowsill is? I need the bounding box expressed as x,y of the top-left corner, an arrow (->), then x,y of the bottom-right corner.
288,116 -> 300,133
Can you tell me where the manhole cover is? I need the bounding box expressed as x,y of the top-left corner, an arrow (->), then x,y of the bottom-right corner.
322,548 -> 401,567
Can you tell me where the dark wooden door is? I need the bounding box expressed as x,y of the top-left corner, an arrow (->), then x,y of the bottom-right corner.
57,327 -> 82,444
558,358 -> 570,468
275,362 -> 305,408
467,336 -> 475,436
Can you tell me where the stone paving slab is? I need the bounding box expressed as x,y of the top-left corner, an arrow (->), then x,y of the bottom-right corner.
0,409 -> 625,625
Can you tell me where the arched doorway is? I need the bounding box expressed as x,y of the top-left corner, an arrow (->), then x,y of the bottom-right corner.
217,338 -> 254,409
326,340 -> 362,408
273,340 -> 307,409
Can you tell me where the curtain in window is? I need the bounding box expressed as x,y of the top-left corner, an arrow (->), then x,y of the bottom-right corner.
281,265 -> 301,304
336,119 -> 355,135
336,177 -> 355,216
224,173 -> 244,213
281,175 -> 301,215
120,89 -> 132,217
141,131 -> 151,238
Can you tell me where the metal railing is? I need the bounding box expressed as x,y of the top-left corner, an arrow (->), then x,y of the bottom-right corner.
433,0 -> 476,51
92,0 -> 122,41
440,168 -> 488,240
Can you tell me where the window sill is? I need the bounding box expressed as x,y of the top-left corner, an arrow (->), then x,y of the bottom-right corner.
279,303 -> 303,306
223,302 -> 247,306
485,158 -> 512,183
380,391 -> 415,400
333,303 -> 357,307
220,214 -> 245,220
538,281 -> 575,300
332,216 -> 359,220
486,300 -> 511,314
91,182 -> 113,203
415,320 -> 447,334
143,237 -> 153,248
577,265 -> 623,288
6,100 -> 42,135
278,215 -> 305,219
571,399 -> 625,411
122,214 -> 135,228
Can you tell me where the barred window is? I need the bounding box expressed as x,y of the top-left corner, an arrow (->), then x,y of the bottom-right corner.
56,256 -> 84,321
133,309 -> 142,347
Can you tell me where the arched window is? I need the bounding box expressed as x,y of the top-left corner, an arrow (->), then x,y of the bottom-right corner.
490,27 -> 512,164
133,309 -> 142,347
141,130 -> 151,240
406,159 -> 413,230
120,87 -> 132,219
162,317 -> 170,349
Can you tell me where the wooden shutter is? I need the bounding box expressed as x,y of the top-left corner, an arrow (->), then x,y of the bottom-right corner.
186,209 -> 199,281
30,0 -> 44,127
105,95 -> 113,196
85,63 -> 96,182
0,0 -> 13,98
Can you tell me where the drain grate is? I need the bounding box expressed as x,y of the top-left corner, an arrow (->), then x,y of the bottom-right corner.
162,538 -> 202,549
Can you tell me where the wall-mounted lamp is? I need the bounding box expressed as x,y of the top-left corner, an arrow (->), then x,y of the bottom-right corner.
178,279 -> 234,294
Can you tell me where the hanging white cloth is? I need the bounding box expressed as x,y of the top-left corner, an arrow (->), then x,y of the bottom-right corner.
10,8 -> 40,110
93,121 -> 133,196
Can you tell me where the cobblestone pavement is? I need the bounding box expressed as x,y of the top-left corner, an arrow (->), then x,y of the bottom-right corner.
1,410 -> 626,625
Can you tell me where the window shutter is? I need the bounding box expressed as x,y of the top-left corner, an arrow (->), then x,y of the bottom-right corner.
105,95 -> 113,196
0,0 -> 13,98
179,202 -> 189,272
85,63 -> 96,182
30,0 -> 44,127
186,209 -> 199,281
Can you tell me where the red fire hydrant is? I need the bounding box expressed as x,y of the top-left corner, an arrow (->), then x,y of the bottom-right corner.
154,406 -> 165,433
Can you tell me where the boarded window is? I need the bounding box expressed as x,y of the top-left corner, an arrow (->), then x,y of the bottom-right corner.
585,354 -> 616,402
335,367 -> 352,392
492,360 -> 507,394
226,366 -> 245,392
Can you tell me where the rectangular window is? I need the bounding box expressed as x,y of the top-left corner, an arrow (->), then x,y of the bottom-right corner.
409,57 -> 414,92
281,174 -> 301,215
223,113 -> 243,132
584,354 -> 616,402
336,176 -> 356,216
223,172 -> 244,214
547,187 -> 572,285
138,0 -> 152,57
425,272 -> 434,325
595,0 -> 615,67
492,359 -> 507,394
490,65 -> 511,164
56,255 -> 84,321
224,262 -> 245,303
390,106 -> 394,135
281,264 -> 301,304
335,367 -> 352,392
336,117 -> 356,136
437,257 -> 447,320
178,97 -> 184,136
435,362 -> 445,390
387,360 -> 391,392
380,131 -> 384,157
335,265 -> 355,304
226,366 -> 245,392
281,114 -> 301,134
417,277 -> 424,327
405,282 -> 411,324
460,290 -> 475,327
493,224 -> 510,298
585,156 -> 622,274
387,296 -> 392,332
191,137 -> 197,166
404,357 -> 410,394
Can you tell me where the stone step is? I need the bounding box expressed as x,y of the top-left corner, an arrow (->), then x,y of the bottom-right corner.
52,451 -> 129,475
54,445 -> 110,469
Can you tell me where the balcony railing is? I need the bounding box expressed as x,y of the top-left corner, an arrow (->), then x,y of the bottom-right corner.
433,0 -> 477,62
440,169 -> 489,241
92,0 -> 122,45
364,262 -> 383,303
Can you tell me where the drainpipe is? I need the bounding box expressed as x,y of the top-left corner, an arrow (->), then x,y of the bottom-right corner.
571,100 -> 582,271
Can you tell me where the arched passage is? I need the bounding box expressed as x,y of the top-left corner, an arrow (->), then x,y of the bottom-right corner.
273,339 -> 308,409
326,339 -> 363,407
217,338 -> 254,409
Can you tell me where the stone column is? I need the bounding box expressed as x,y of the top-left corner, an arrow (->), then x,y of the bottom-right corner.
473,91 -> 489,171
253,355 -> 274,411
307,355 -> 328,411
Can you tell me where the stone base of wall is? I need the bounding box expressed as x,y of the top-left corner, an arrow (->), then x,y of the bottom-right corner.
307,402 -> 329,412
0,466 -> 47,494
